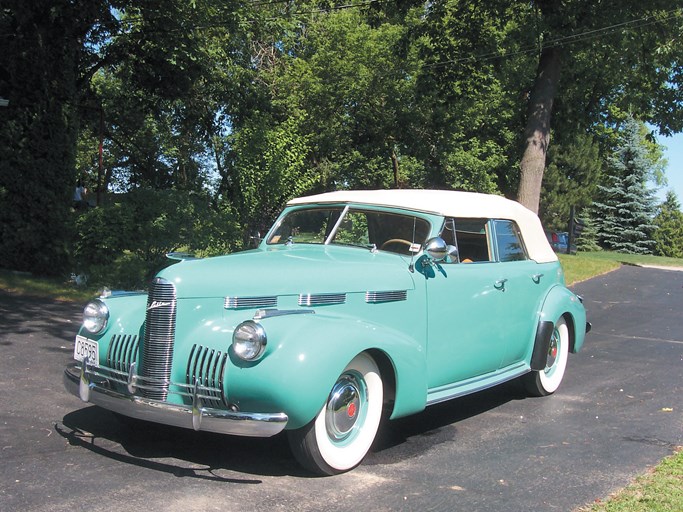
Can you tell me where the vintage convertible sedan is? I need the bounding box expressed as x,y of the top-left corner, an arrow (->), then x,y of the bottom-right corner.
64,189 -> 590,475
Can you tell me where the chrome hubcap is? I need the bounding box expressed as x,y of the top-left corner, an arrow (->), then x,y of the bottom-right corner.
325,373 -> 365,442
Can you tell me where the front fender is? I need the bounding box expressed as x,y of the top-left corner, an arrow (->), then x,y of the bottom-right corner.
75,293 -> 148,362
224,311 -> 428,429
539,285 -> 588,353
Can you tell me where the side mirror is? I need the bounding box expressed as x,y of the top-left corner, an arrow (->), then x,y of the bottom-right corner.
249,231 -> 262,248
423,237 -> 459,264
444,244 -> 459,264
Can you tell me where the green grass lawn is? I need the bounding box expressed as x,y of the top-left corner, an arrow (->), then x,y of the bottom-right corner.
559,251 -> 683,286
579,449 -> 683,512
1,251 -> 681,510
0,269 -> 97,302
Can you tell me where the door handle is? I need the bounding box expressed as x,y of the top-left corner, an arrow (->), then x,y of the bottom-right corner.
532,273 -> 544,283
494,278 -> 508,291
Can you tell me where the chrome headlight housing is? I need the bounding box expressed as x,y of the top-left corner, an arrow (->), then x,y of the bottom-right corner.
232,321 -> 267,361
83,299 -> 109,334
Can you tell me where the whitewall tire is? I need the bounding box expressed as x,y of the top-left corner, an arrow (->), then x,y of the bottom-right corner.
287,352 -> 384,475
524,316 -> 570,397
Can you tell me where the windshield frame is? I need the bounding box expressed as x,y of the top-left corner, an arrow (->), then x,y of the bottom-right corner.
265,203 -> 434,254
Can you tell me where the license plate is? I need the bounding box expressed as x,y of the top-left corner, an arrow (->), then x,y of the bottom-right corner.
73,335 -> 99,367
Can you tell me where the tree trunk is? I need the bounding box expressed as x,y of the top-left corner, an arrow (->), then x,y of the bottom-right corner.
391,148 -> 400,188
517,46 -> 562,213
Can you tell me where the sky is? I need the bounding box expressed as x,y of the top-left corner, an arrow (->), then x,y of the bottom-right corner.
656,132 -> 683,206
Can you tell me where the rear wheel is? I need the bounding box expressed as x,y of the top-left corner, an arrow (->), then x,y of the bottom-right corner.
287,352 -> 383,475
523,317 -> 569,397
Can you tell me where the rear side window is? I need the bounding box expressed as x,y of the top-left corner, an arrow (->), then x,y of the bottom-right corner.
493,220 -> 527,262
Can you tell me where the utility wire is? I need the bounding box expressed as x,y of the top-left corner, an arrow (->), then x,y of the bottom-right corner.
425,8 -> 682,68
1,3 -> 680,67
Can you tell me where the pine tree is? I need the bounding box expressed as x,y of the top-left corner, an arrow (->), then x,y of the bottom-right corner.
653,191 -> 683,258
592,117 -> 657,254
575,214 -> 601,252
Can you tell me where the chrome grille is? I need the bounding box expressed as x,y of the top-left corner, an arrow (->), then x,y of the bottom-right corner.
298,293 -> 346,306
365,290 -> 408,303
186,344 -> 228,408
140,277 -> 177,400
105,334 -> 139,372
224,296 -> 277,309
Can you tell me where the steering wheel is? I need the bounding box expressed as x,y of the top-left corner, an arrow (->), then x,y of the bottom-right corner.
380,238 -> 413,251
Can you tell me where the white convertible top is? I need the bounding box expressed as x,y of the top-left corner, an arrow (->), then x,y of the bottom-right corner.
288,189 -> 558,263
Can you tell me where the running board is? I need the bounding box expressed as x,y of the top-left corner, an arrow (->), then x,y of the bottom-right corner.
426,362 -> 530,406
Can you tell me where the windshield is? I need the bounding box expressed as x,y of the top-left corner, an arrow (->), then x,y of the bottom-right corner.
267,207 -> 431,255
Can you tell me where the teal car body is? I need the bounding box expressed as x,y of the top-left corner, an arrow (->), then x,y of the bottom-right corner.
64,190 -> 590,475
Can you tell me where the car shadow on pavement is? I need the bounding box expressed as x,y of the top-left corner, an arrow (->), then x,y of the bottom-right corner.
366,379 -> 528,466
57,379 -> 528,477
57,406 -> 306,479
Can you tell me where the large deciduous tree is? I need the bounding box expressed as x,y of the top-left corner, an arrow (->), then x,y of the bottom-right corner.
517,0 -> 683,213
4,0 -> 683,278
0,0 -> 118,274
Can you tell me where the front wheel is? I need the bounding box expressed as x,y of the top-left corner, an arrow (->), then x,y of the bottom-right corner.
523,317 -> 569,397
287,352 -> 383,475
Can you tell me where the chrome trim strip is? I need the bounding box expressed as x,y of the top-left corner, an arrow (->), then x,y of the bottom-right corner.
224,296 -> 278,309
253,309 -> 315,320
298,293 -> 346,306
426,362 -> 529,406
365,290 -> 408,303
64,363 -> 288,437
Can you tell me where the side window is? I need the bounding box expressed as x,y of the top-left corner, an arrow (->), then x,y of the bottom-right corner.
493,220 -> 527,262
331,209 -> 431,254
440,218 -> 492,263
334,211 -> 370,246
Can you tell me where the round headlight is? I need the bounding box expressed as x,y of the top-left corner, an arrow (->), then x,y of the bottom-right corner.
232,321 -> 267,361
83,300 -> 109,334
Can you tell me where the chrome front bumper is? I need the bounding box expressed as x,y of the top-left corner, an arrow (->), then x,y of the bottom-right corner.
63,362 -> 288,437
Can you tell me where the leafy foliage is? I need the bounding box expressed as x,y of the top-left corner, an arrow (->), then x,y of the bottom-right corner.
0,1 -> 85,274
74,189 -> 239,288
540,134 -> 602,230
225,114 -> 317,238
2,1 -> 683,277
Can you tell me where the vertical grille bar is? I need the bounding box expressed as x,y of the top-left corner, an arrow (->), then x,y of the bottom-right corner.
186,344 -> 228,408
141,277 -> 177,400
105,334 -> 139,372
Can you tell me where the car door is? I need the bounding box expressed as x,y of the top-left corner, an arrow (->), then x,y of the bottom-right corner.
489,219 -> 546,367
423,218 -> 510,389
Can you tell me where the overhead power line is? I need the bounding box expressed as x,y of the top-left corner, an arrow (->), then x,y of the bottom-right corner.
425,7 -> 682,69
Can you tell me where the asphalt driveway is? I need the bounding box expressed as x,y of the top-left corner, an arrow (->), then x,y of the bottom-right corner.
0,265 -> 681,511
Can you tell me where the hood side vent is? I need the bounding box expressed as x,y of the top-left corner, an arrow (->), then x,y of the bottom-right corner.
224,296 -> 277,309
366,290 -> 408,304
299,293 -> 346,306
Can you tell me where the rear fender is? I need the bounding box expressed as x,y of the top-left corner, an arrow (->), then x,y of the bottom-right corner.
538,285 -> 588,354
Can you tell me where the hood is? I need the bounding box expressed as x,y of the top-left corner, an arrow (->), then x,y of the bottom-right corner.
156,245 -> 417,299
